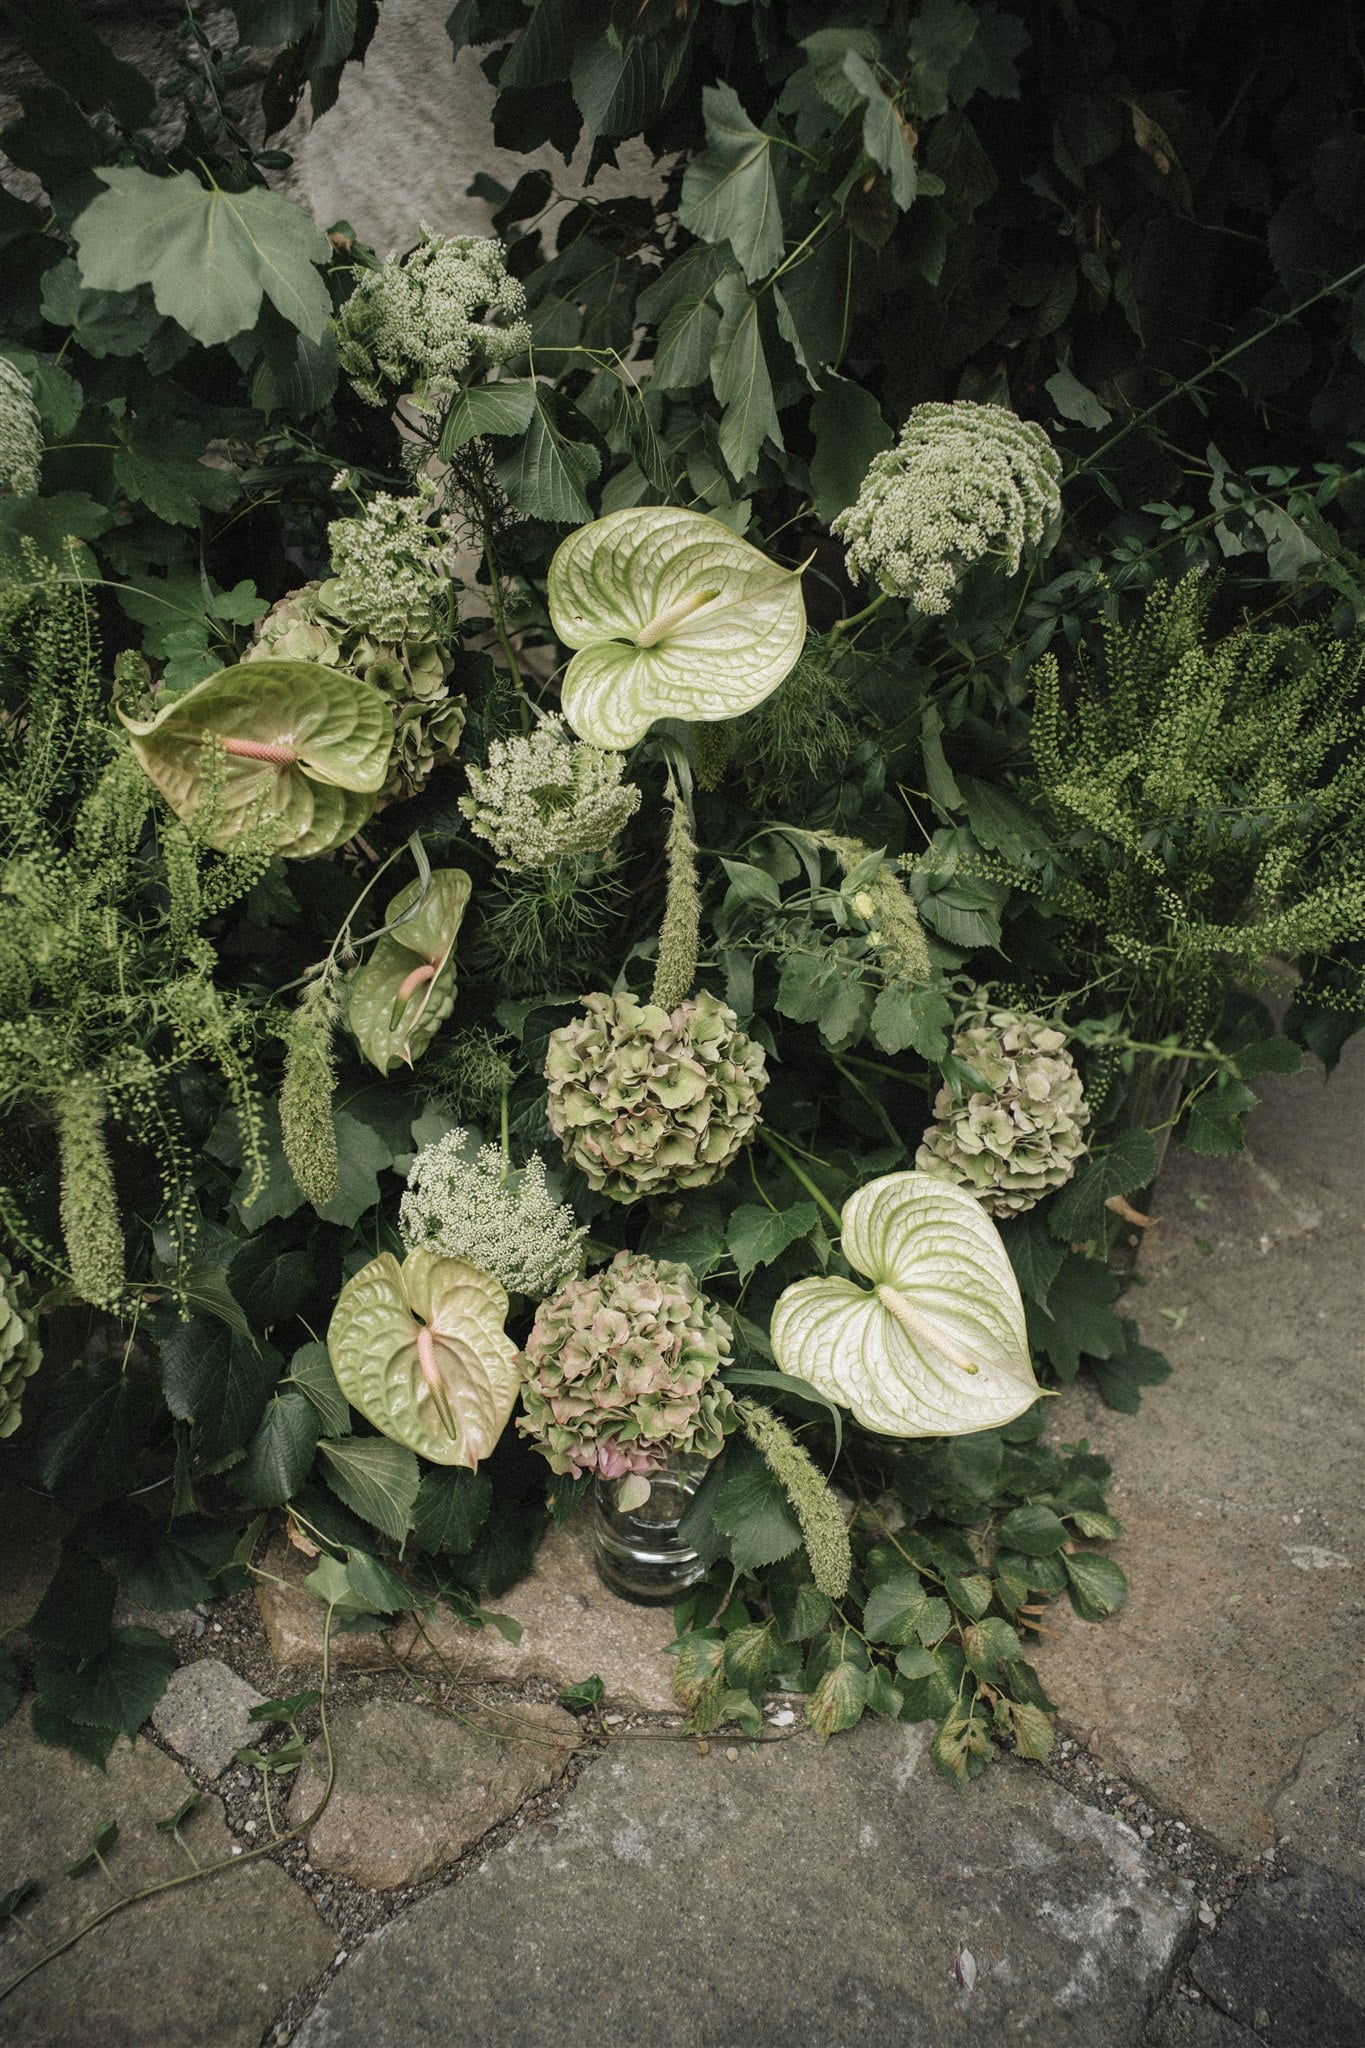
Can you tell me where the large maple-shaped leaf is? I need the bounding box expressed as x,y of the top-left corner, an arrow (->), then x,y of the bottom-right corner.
548,506 -> 807,748
71,167 -> 331,347
771,1172 -> 1040,1436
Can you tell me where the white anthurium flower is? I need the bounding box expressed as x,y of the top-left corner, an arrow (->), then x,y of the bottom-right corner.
770,1171 -> 1040,1437
548,505 -> 808,749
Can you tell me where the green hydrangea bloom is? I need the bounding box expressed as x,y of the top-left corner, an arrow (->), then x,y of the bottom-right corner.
0,1255 -> 41,1440
915,1008 -> 1089,1216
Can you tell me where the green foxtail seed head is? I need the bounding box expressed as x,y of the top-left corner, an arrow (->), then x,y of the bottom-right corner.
55,1074 -> 125,1309
517,1251 -> 734,1481
736,1398 -> 851,1601
915,1008 -> 1089,1216
832,401 -> 1061,614
400,1129 -> 586,1300
651,781 -> 701,1013
545,990 -> 767,1204
280,974 -> 342,1208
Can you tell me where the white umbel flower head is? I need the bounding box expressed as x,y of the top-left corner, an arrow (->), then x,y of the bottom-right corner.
324,483 -> 455,643
0,358 -> 42,496
832,401 -> 1062,615
915,1007 -> 1089,1216
335,227 -> 531,412
400,1129 -> 587,1300
460,714 -> 640,871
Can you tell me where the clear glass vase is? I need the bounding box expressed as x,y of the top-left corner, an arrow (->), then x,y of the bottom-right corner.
593,1453 -> 707,1604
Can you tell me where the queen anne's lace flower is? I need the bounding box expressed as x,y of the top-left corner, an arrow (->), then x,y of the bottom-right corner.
400,1130 -> 586,1300
545,990 -> 768,1204
518,1250 -> 734,1481
335,228 -> 530,412
460,715 -> 640,871
915,1008 -> 1089,1216
0,358 -> 41,496
325,485 -> 455,643
832,401 -> 1061,615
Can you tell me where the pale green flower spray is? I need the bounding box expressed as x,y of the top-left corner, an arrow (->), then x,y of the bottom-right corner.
325,484 -> 455,643
819,833 -> 931,988
335,228 -> 530,413
460,715 -> 640,870
833,401 -> 1061,614
652,780 -> 701,1012
400,1129 -> 586,1299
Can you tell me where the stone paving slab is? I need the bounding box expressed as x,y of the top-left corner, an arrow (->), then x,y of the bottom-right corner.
1034,1045 -> 1365,1861
151,1658 -> 265,1779
0,1704 -> 334,2048
294,1720 -> 1193,2048
287,1697 -> 578,1888
1187,1855 -> 1364,2046
256,1512 -> 682,1711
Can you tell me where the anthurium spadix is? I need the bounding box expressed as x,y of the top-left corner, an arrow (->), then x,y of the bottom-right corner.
547,506 -> 808,749
120,660 -> 392,857
327,1248 -> 521,1467
770,1172 -> 1040,1436
347,868 -> 471,1074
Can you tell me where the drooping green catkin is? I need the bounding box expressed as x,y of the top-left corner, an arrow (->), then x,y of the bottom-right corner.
55,1073 -> 125,1309
280,975 -> 341,1208
819,833 -> 931,987
737,1398 -> 851,1601
691,719 -> 733,792
651,781 -> 702,1012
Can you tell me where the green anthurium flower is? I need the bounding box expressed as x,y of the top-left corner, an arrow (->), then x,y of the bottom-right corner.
547,506 -> 808,749
770,1172 -> 1040,1437
120,659 -> 392,858
327,1247 -> 521,1468
346,868 -> 471,1074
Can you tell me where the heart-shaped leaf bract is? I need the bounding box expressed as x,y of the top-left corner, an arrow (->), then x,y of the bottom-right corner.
121,660 -> 392,857
346,868 -> 471,1074
326,1248 -> 521,1468
548,506 -> 807,749
770,1172 -> 1040,1436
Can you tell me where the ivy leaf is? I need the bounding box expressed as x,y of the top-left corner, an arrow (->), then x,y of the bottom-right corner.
1026,1252 -> 1124,1382
111,411 -> 239,526
1064,1551 -> 1129,1620
843,53 -> 917,209
1048,1129 -> 1158,1244
805,1658 -> 870,1740
36,1627 -> 176,1738
710,1445 -> 804,1571
410,1466 -> 493,1556
71,167 -> 332,346
726,1201 -> 818,1282
678,83 -> 785,283
710,272 -> 782,482
1091,1331 -> 1172,1414
235,1386 -> 322,1508
493,389 -> 601,524
809,376 -> 893,524
317,1436 -> 421,1542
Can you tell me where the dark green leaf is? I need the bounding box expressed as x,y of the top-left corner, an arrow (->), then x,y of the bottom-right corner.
870,983 -> 951,1059
314,1109 -> 395,1228
1049,1128 -> 1159,1243
248,1690 -> 321,1724
227,1240 -> 315,1330
4,0 -> 156,127
30,1700 -> 117,1770
863,1574 -> 930,1646
111,412 -> 239,526
38,1364 -> 149,1507
1091,1334 -> 1171,1414
723,1621 -> 777,1691
1004,1209 -> 1065,1311
809,377 -> 893,524
1027,1253 -> 1124,1381
0,1877 -> 38,1920
1184,1080 -> 1259,1156
344,1550 -> 429,1614
288,1341 -> 351,1437
155,1793 -> 202,1833
25,1541 -> 116,1653
317,1436 -> 420,1542
710,272 -> 781,481
710,1445 -> 803,1572
678,83 -> 785,283
158,1321 -> 281,1463
963,1616 -> 1023,1683
558,1675 -> 605,1711
1045,366 -> 1110,428
726,1200 -> 818,1281
494,389 -> 601,523
1064,1551 -> 1129,1620
438,380 -> 537,456
995,1503 -> 1068,1555
908,0 -> 978,120
843,53 -> 917,209
235,1386 -> 322,1508
410,1466 -> 493,1556
36,1628 -> 176,1738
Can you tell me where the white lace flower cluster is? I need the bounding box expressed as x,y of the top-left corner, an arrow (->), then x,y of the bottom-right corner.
460,714 -> 640,871
325,484 -> 455,643
0,358 -> 41,496
832,401 -> 1062,615
400,1129 -> 586,1300
335,228 -> 531,413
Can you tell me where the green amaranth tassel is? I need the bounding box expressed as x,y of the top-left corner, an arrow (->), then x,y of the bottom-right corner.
280,974 -> 341,1207
651,779 -> 701,1014
691,719 -> 733,792
55,1073 -> 125,1310
737,1397 -> 851,1601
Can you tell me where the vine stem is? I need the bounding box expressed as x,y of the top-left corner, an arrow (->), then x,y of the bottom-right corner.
0,1605 -> 340,2005
758,1129 -> 843,1233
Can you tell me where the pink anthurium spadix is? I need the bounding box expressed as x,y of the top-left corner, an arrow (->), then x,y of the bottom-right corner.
327,1247 -> 521,1468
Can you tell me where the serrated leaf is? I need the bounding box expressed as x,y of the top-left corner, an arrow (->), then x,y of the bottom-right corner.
678,83 -> 785,283
410,1465 -> 493,1556
438,380 -> 538,456
158,1320 -> 281,1464
1027,1252 -> 1124,1381
287,1341 -> 351,1436
1004,1209 -> 1065,1311
304,1552 -> 381,1614
72,167 -> 331,346
843,53 -> 917,209
809,376 -> 894,524
1064,1551 -> 1128,1620
346,869 -> 471,1076
36,1628 -> 176,1738
1009,1699 -> 1055,1761
869,984 -> 951,1059
863,1573 -> 930,1646
235,1386 -> 322,1508
327,1249 -> 520,1470
121,660 -> 390,858
772,1172 -> 1039,1438
493,389 -> 601,524
726,1201 -> 818,1282
995,1503 -> 1068,1556
1184,1080 -> 1259,1156
25,1541 -> 116,1653
710,272 -> 781,482
111,411 -> 240,526
31,1701 -> 117,1770
962,1616 -> 1023,1682
38,1364 -> 148,1507
549,505 -> 806,748
710,1447 -> 803,1571
1049,1128 -> 1158,1243
722,1622 -> 777,1692
316,1436 -> 421,1542
805,1658 -> 870,1740
344,1550 -> 429,1615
